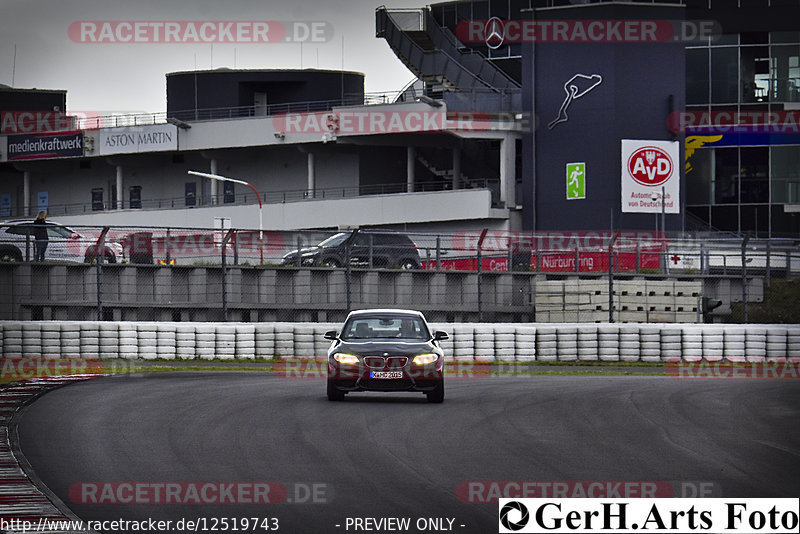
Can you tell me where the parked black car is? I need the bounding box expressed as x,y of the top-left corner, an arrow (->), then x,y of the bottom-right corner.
281,231 -> 421,269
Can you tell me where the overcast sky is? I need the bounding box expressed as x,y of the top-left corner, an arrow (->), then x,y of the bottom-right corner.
0,0 -> 416,115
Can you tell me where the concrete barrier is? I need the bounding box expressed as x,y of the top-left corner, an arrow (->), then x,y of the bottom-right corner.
1,321 -> 798,363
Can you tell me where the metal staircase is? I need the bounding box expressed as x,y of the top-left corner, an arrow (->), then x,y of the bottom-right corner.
376,6 -> 521,95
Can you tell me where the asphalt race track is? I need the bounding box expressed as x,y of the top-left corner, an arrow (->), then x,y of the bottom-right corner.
16,372 -> 800,533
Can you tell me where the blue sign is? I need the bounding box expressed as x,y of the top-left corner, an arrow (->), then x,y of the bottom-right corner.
38,191 -> 49,212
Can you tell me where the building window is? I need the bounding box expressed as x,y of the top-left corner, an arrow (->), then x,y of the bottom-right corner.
711,47 -> 739,103
771,44 -> 800,102
771,145 -> 800,203
686,48 -> 710,104
741,46 -> 770,102
129,186 -> 142,209
740,147 -> 769,203
686,147 -> 713,204
91,188 -> 104,211
712,148 -> 739,204
223,181 -> 235,203
185,182 -> 197,206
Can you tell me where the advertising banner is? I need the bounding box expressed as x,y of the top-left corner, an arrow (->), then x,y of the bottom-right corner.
6,131 -> 83,160
621,139 -> 680,213
95,124 -> 178,155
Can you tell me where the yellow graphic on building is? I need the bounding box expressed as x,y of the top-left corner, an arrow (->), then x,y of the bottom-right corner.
685,135 -> 723,173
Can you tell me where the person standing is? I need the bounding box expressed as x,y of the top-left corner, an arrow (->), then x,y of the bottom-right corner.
33,210 -> 48,261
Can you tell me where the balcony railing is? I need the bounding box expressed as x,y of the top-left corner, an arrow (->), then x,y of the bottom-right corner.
74,92 -> 406,130
19,179 -> 501,218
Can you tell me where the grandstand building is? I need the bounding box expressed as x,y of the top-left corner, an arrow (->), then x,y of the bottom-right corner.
1,0 -> 798,237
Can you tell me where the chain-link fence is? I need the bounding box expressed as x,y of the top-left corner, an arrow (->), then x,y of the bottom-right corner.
1,223 -> 798,323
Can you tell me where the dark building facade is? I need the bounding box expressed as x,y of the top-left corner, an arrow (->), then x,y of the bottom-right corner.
166,69 -> 365,120
380,0 -> 800,237
683,0 -> 800,237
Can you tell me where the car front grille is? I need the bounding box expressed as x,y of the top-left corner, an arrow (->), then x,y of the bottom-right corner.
363,356 -> 408,369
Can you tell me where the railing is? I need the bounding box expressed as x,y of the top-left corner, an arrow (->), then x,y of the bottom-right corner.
18,179 -> 501,218
423,10 -> 520,91
377,7 -> 512,95
74,92 -> 406,130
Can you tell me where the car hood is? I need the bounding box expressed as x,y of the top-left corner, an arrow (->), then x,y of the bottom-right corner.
332,339 -> 437,355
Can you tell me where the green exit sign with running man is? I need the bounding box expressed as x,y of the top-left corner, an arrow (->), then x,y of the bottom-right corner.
566,162 -> 585,200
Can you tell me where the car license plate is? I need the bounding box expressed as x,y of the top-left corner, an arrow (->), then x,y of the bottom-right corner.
370,371 -> 402,379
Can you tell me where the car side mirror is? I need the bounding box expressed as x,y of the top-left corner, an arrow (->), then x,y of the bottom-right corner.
324,330 -> 338,341
433,331 -> 449,341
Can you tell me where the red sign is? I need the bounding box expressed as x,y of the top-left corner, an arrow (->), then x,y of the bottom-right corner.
627,146 -> 673,186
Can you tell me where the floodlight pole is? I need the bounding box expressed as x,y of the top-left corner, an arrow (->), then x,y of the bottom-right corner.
188,170 -> 263,264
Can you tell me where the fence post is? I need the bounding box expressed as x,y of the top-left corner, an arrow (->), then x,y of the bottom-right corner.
765,239 -> 771,288
508,236 -> 514,272
296,236 -> 302,267
741,236 -> 749,323
345,228 -> 358,315
221,229 -> 235,321
477,228 -> 488,322
608,232 -> 618,323
165,228 -> 171,266
96,226 -> 109,321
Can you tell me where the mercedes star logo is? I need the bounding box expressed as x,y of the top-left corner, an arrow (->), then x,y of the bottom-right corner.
484,17 -> 505,50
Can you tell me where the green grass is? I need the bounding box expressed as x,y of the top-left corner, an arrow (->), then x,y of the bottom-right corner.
727,278 -> 800,324
0,356 -> 671,386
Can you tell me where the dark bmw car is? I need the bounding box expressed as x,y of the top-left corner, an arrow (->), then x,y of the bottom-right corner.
325,309 -> 448,403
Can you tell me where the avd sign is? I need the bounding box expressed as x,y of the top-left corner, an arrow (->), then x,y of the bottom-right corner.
621,140 -> 680,214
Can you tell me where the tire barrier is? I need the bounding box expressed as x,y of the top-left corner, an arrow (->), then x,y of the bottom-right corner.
1,321 -> 798,363
597,325 -> 619,362
556,326 -> 578,362
473,325 -> 495,363
514,325 -> 537,361
235,324 -> 256,360
723,327 -> 746,362
535,326 -> 558,362
639,325 -> 661,363
451,324 -> 475,362
577,325 -> 598,362
494,324 -> 516,362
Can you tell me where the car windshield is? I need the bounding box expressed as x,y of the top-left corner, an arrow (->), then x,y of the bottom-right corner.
317,233 -> 349,248
342,316 -> 429,340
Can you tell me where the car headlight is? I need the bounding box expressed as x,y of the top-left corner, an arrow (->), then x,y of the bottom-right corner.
412,353 -> 438,365
333,353 -> 359,365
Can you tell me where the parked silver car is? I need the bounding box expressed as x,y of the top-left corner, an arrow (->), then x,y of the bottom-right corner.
0,220 -> 123,263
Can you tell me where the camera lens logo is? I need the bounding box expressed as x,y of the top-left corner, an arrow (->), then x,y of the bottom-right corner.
500,501 -> 529,531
